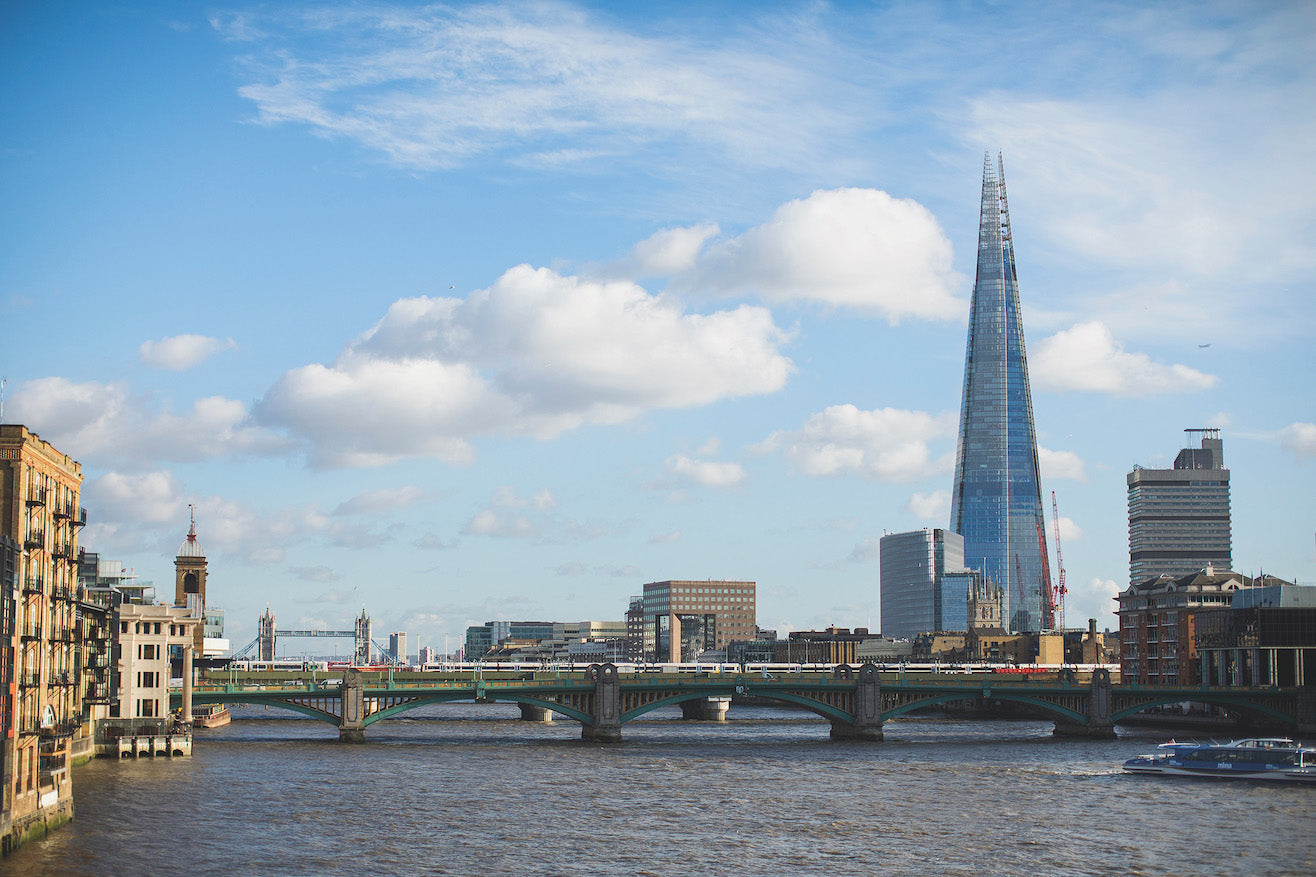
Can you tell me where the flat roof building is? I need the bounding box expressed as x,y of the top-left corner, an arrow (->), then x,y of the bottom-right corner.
1127,428 -> 1231,587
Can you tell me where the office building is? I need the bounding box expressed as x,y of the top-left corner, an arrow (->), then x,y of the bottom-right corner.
1195,577 -> 1316,687
1127,428 -> 1231,587
639,580 -> 756,662
949,154 -> 1051,633
0,425 -> 84,851
879,529 -> 966,638
389,632 -> 408,666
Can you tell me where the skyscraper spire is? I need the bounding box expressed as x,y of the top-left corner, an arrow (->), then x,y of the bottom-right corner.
950,153 -> 1050,632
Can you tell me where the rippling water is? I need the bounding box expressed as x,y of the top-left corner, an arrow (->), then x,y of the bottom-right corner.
9,705 -> 1315,876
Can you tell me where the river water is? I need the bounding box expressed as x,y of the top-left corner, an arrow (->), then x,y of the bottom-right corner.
8,705 -> 1314,876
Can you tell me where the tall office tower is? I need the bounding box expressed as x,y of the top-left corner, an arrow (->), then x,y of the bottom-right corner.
950,154 -> 1050,633
878,529 -> 966,639
1127,428 -> 1231,587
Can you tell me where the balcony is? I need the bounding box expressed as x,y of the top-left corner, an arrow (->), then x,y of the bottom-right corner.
22,576 -> 45,595
52,541 -> 74,560
20,624 -> 43,641
24,530 -> 46,551
73,508 -> 87,528
51,585 -> 76,602
18,671 -> 41,688
25,487 -> 47,507
84,682 -> 111,703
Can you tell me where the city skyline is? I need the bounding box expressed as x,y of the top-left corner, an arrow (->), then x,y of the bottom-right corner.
2,2 -> 1314,652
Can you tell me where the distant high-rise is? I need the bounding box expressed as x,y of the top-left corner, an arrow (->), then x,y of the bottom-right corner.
879,529 -> 966,639
950,154 -> 1050,633
1127,428 -> 1231,586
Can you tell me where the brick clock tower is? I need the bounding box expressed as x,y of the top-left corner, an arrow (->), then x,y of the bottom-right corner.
174,505 -> 208,654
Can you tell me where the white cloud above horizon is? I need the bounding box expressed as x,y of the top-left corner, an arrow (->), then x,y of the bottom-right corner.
1031,322 -> 1217,395
138,334 -> 236,371
758,404 -> 957,482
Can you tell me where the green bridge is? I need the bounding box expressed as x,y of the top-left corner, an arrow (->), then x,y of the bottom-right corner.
172,664 -> 1316,743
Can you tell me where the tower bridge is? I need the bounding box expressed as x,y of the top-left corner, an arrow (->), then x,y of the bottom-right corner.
172,664 -> 1316,744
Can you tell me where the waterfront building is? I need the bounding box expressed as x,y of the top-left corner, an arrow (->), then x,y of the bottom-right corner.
389,632 -> 408,666
639,580 -> 757,663
879,528 -> 967,639
1195,577 -> 1316,687
110,600 -> 198,737
0,425 -> 84,851
465,621 -> 562,661
1127,428 -> 1231,587
625,596 -> 646,660
1116,566 -> 1246,685
949,154 -> 1051,633
418,646 -> 435,665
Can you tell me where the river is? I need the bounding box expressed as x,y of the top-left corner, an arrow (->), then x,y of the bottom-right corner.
7,705 -> 1314,876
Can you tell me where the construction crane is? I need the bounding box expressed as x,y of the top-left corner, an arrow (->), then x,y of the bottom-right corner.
1051,491 -> 1068,631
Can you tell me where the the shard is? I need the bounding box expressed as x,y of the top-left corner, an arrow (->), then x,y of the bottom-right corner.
950,153 -> 1051,633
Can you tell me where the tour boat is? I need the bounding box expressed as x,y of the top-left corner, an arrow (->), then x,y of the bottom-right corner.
1123,737 -> 1316,783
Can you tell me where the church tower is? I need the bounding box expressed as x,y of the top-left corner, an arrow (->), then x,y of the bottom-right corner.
174,505 -> 208,654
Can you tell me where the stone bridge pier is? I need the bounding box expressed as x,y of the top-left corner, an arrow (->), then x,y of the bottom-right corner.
581,663 -> 622,742
829,664 -> 883,741
679,697 -> 730,721
339,668 -> 367,743
1052,668 -> 1116,739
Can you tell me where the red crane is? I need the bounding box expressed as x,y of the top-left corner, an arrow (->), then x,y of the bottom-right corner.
1051,491 -> 1068,631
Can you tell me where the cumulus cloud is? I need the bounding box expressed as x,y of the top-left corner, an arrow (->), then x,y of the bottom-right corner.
257,264 -> 793,467
1279,422 -> 1316,460
1038,446 -> 1087,482
139,334 -> 236,370
619,224 -> 720,277
664,454 -> 746,489
680,189 -> 965,322
758,405 -> 956,482
903,490 -> 951,521
461,487 -> 560,540
1031,322 -> 1217,395
6,377 -> 290,467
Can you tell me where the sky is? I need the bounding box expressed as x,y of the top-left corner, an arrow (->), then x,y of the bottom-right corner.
3,1 -> 1314,657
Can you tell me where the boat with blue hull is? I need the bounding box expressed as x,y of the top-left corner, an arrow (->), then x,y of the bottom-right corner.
1124,737 -> 1316,783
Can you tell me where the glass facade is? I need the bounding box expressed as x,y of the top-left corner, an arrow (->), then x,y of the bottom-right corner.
879,529 -> 966,639
950,154 -> 1050,633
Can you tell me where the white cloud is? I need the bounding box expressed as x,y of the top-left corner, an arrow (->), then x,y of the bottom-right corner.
903,490 -> 950,521
1279,422 -> 1316,460
620,224 -> 720,277
461,487 -> 560,540
138,334 -> 236,370
333,486 -> 425,516
257,264 -> 793,467
682,188 -> 965,322
7,378 -> 290,467
217,4 -> 859,175
1038,446 -> 1087,482
1054,516 -> 1084,544
1031,322 -> 1217,395
665,454 -> 746,488
1067,577 -> 1122,627
759,405 -> 956,482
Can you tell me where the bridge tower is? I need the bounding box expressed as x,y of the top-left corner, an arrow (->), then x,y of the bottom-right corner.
257,608 -> 276,661
354,610 -> 372,665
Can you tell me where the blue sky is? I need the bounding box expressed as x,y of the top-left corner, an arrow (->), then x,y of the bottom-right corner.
3,1 -> 1313,655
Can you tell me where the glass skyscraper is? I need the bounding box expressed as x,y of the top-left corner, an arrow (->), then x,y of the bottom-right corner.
950,154 -> 1050,633
879,528 -> 966,639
